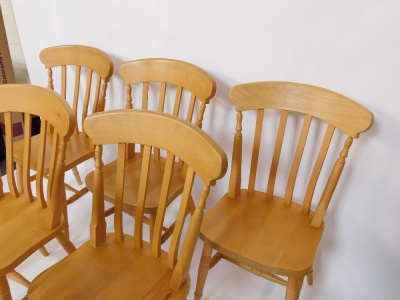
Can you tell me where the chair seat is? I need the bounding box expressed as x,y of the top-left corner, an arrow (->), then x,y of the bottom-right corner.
200,190 -> 325,277
85,155 -> 184,214
0,194 -> 64,275
13,132 -> 94,172
27,233 -> 191,299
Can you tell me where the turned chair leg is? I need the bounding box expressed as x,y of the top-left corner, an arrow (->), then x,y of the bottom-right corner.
56,233 -> 76,255
194,242 -> 213,300
285,277 -> 304,300
0,275 -> 12,300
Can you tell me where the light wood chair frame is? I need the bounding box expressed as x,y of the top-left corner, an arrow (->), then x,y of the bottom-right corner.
194,81 -> 374,300
26,109 -> 227,299
85,58 -> 216,243
0,84 -> 76,300
13,45 -> 113,237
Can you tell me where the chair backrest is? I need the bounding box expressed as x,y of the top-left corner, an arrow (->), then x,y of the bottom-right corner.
84,109 -> 227,290
228,81 -> 373,228
119,58 -> 216,128
40,45 -> 114,135
0,84 -> 74,226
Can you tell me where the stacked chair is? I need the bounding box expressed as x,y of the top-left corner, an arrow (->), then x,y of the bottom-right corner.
0,84 -> 76,299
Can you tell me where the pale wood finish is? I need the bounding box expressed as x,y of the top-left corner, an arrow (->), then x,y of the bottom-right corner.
85,58 -> 216,242
194,81 -> 373,300
12,45 -> 113,236
0,84 -> 76,300
27,109 -> 227,299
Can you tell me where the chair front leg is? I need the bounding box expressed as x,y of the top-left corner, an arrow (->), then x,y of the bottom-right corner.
285,276 -> 304,300
0,275 -> 12,300
194,242 -> 213,300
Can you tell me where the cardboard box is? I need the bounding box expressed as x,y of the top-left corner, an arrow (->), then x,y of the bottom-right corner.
0,5 -> 24,160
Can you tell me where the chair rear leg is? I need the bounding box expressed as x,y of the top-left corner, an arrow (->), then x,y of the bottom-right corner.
38,247 -> 49,257
61,191 -> 70,238
0,275 -> 12,300
285,276 -> 304,300
306,269 -> 313,285
194,242 -> 213,300
7,271 -> 29,288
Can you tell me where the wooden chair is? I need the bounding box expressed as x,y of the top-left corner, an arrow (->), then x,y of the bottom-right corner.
85,58 -> 216,242
0,84 -> 76,300
194,81 -> 374,300
12,45 -> 114,237
27,109 -> 227,299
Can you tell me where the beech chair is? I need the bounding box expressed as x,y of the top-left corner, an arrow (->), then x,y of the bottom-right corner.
85,58 -> 216,242
13,45 -> 114,236
27,109 -> 227,299
194,81 -> 374,300
0,84 -> 76,300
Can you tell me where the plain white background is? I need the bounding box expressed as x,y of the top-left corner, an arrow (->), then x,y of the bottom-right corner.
8,1 -> 400,299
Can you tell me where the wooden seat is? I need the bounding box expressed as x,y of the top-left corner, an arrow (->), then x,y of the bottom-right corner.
12,45 -> 114,237
85,58 -> 216,242
27,109 -> 227,299
0,84 -> 76,300
194,81 -> 374,300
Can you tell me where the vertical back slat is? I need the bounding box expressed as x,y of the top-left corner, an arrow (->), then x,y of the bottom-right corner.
82,69 -> 93,128
4,112 -> 18,197
173,86 -> 183,117
284,114 -> 313,206
36,119 -> 48,208
134,145 -> 152,249
248,109 -> 264,195
186,93 -> 196,124
142,82 -> 149,109
90,145 -> 107,247
114,143 -> 127,242
151,152 -> 175,257
91,76 -> 102,114
61,65 -> 67,99
228,111 -> 243,198
302,124 -> 335,214
22,113 -> 34,203
266,110 -> 289,200
46,128 -> 60,201
154,82 -> 168,160
168,167 -> 195,269
44,133 -> 63,229
158,82 -> 167,112
70,66 -> 79,133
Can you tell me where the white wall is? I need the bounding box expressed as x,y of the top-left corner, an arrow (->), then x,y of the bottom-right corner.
10,1 -> 400,299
